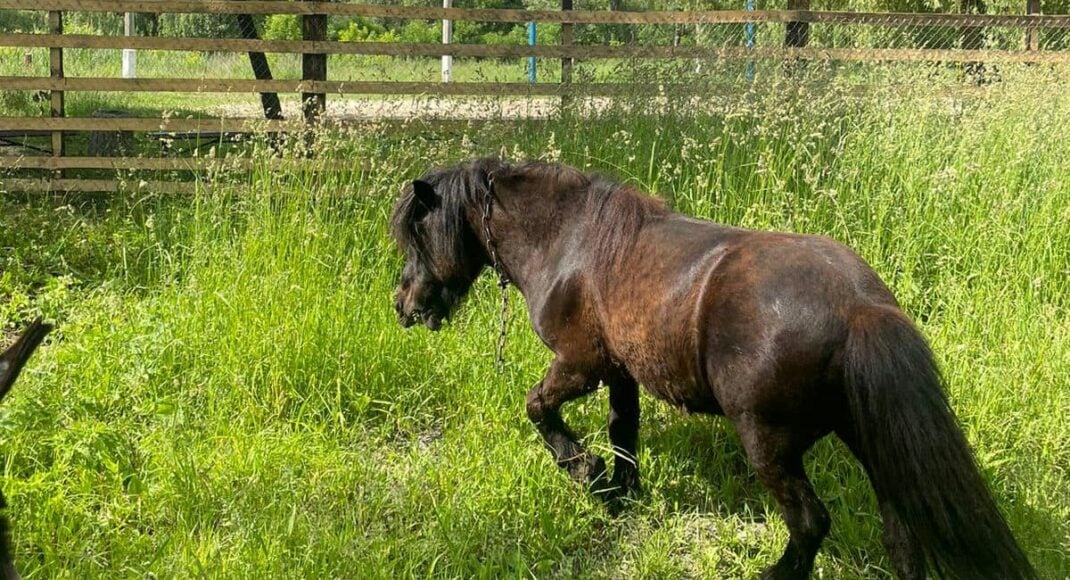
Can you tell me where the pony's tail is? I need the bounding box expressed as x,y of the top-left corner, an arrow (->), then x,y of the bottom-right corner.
0,317 -> 52,403
843,304 -> 1035,579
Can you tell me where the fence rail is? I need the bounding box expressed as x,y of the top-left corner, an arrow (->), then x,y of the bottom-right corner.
4,35 -> 1070,63
2,1 -> 1069,28
2,0 -> 1069,192
0,156 -> 358,171
2,178 -> 200,193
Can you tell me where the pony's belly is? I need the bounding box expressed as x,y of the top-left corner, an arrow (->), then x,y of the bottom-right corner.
627,358 -> 723,415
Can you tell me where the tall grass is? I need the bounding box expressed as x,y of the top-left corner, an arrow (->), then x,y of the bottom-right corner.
1,75 -> 1068,577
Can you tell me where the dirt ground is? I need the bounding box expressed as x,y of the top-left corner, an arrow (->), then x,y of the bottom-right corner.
212,96 -> 575,121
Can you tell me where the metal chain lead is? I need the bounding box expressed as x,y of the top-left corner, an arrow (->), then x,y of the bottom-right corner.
482,177 -> 510,371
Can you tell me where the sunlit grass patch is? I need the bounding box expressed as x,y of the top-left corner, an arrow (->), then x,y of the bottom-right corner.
2,73 -> 1068,577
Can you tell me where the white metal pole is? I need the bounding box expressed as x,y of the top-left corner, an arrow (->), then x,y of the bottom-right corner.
122,12 -> 137,78
442,0 -> 452,83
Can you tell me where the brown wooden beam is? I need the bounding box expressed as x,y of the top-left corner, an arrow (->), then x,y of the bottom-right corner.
1,2 -> 1068,28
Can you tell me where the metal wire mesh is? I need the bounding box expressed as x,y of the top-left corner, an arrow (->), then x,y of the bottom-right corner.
1,2 -> 1069,123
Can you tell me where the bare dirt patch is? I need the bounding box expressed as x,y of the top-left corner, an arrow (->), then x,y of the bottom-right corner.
212,96 -> 571,121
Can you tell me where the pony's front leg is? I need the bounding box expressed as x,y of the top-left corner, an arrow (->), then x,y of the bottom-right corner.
606,371 -> 640,500
525,359 -> 608,491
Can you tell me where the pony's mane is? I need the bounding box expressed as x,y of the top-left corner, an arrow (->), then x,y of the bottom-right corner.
583,174 -> 669,266
390,157 -> 503,273
491,162 -> 669,261
391,157 -> 669,271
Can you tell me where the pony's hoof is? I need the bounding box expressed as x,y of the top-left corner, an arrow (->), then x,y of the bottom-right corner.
611,470 -> 641,497
599,489 -> 632,516
598,474 -> 641,514
568,454 -> 608,490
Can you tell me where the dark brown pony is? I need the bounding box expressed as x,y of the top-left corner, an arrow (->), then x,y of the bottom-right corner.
390,158 -> 1034,579
0,318 -> 51,580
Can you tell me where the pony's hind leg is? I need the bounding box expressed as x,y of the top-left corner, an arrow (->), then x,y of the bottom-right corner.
736,414 -> 830,580
526,358 -> 608,491
878,504 -> 926,580
837,429 -> 926,580
606,371 -> 640,501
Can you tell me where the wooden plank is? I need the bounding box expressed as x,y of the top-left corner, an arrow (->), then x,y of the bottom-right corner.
0,1 -> 1068,28
766,46 -> 1070,62
48,10 -> 63,162
0,117 -> 539,132
0,117 -> 544,136
0,117 -> 300,132
0,77 -> 744,96
1,156 -> 250,170
0,156 -> 360,171
0,77 -> 316,93
4,34 -> 1070,61
0,177 -> 199,193
0,77 -> 631,95
0,34 -> 752,57
0,33 -> 303,52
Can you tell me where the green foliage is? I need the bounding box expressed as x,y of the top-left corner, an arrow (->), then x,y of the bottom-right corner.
262,15 -> 301,41
156,14 -> 247,39
0,10 -> 41,33
399,21 -> 440,44
334,17 -> 388,42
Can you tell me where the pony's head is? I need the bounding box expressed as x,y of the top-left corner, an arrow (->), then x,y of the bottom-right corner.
389,159 -> 501,331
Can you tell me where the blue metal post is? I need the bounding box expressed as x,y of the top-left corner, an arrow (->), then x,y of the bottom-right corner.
528,21 -> 537,83
745,0 -> 756,83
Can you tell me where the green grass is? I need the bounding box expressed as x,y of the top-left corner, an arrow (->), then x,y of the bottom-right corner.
1,75 -> 1068,578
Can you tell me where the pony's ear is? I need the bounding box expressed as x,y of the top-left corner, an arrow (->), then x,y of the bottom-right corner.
411,180 -> 440,218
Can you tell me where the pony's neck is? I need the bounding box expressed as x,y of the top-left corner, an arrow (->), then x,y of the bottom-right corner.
467,185 -> 567,296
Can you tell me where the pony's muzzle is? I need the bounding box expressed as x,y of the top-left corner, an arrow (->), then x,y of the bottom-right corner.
395,298 -> 416,328
396,299 -> 434,330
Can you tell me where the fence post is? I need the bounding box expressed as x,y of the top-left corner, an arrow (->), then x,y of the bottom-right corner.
1025,0 -> 1040,50
961,0 -> 987,81
745,0 -> 756,83
528,22 -> 537,83
122,12 -> 137,78
442,0 -> 453,83
785,0 -> 810,76
561,0 -> 573,109
786,0 -> 810,47
302,6 -> 327,126
48,10 -> 64,167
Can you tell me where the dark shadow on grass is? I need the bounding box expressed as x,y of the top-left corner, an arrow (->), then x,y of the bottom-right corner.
535,406 -> 1068,578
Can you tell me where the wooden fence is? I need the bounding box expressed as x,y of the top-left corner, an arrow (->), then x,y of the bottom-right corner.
1,0 -> 1069,193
